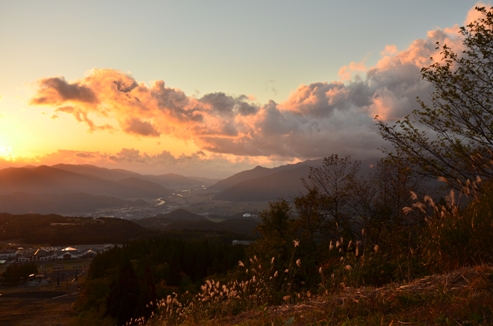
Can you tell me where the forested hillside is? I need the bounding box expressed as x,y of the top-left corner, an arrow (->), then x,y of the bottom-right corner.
0,214 -> 154,245
76,237 -> 246,325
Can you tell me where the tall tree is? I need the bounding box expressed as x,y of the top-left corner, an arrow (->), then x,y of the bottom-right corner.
377,6 -> 493,190
302,154 -> 361,238
251,199 -> 294,271
106,261 -> 140,325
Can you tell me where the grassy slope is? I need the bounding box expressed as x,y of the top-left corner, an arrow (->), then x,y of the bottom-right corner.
151,266 -> 493,326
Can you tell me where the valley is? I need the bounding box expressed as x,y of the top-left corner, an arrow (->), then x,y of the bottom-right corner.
78,187 -> 270,220
0,160 -> 333,220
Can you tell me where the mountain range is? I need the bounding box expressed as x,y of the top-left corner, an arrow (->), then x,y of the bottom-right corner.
209,158 -> 380,202
209,159 -> 325,201
0,157 -> 380,215
0,164 -> 212,215
52,164 -> 218,189
0,165 -> 171,198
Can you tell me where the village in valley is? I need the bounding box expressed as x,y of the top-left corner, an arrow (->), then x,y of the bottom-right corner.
0,243 -> 116,287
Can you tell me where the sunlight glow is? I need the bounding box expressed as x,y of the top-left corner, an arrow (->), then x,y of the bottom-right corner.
0,146 -> 13,159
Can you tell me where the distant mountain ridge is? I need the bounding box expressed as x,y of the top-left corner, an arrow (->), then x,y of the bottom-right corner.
53,164 -> 215,189
0,164 -> 219,215
208,159 -> 325,192
0,165 -> 171,198
209,158 -> 381,202
213,165 -> 312,202
0,158 -> 383,214
53,164 -> 141,181
208,159 -> 325,201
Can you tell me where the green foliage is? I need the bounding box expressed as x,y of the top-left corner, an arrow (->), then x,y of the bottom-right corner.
243,154 -> 430,298
106,261 -> 141,325
251,199 -> 294,273
77,236 -> 245,324
303,154 -> 361,238
0,213 -> 154,245
377,6 -> 493,191
76,278 -> 111,314
0,263 -> 38,286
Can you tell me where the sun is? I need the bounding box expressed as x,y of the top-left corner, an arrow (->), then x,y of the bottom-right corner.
0,146 -> 13,159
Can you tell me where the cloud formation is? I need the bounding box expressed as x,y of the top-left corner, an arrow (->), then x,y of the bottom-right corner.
30,6 -> 475,160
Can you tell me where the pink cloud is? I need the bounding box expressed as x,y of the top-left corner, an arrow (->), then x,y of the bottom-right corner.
465,3 -> 489,26
29,5 -> 484,161
338,61 -> 367,81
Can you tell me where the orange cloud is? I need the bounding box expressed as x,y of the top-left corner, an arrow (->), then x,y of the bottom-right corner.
465,3 -> 489,26
338,61 -> 367,81
30,69 -> 259,142
31,77 -> 98,105
28,5 -> 484,161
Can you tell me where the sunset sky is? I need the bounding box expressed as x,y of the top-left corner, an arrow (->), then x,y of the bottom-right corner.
0,1 -> 487,178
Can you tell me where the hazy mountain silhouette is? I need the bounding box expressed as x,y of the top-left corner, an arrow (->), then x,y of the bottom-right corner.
141,173 -> 212,189
187,176 -> 221,185
213,165 -> 311,201
115,177 -> 172,197
0,166 -> 171,198
210,158 -> 383,202
208,159 -> 324,192
53,164 -> 211,190
208,166 -> 276,192
53,163 -> 141,180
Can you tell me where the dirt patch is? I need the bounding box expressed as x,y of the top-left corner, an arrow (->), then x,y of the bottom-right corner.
0,291 -> 67,299
0,291 -> 77,326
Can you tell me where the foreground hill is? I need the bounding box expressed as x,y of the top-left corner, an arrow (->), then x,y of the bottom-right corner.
0,166 -> 171,198
0,192 -> 148,214
0,213 -> 154,245
181,266 -> 493,326
135,209 -> 260,235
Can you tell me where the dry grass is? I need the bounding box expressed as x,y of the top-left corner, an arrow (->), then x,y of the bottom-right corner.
176,265 -> 493,326
138,255 -> 493,326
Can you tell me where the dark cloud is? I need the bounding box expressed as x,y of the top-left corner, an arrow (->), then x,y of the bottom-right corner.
199,92 -> 258,116
75,152 -> 94,158
124,118 -> 160,137
109,148 -> 147,163
31,77 -> 98,105
150,80 -> 190,114
113,78 -> 138,93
